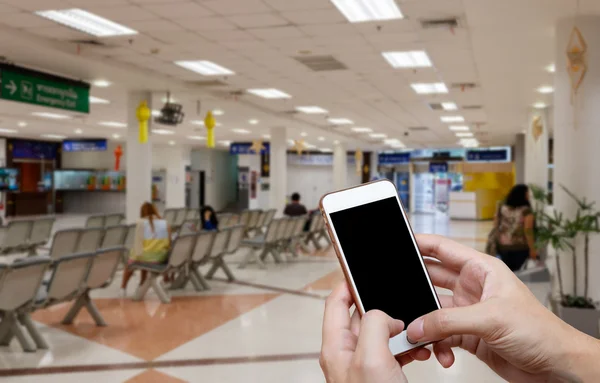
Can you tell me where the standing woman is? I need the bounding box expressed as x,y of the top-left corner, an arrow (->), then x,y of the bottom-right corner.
200,206 -> 219,231
120,202 -> 172,296
495,184 -> 537,271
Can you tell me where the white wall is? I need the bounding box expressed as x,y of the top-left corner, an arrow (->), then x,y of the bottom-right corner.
190,148 -> 237,211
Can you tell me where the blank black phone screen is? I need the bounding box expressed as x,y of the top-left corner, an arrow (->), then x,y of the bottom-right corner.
329,196 -> 439,325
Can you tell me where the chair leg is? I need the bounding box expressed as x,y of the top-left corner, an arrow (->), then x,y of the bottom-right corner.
170,272 -> 189,290
133,275 -> 153,301
61,294 -> 86,325
2,312 -> 36,352
85,297 -> 107,327
205,259 -> 220,279
0,313 -> 13,346
240,248 -> 265,269
150,274 -> 171,304
191,267 -> 211,290
189,271 -> 204,292
208,257 -> 235,282
19,313 -> 49,349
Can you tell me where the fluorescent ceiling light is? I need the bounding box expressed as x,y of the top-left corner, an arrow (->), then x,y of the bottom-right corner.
168,140 -> 176,146
460,138 -> 479,147
188,136 -> 206,140
455,132 -> 474,137
32,112 -> 70,119
152,129 -> 175,135
263,134 -> 271,139
351,127 -> 373,133
382,51 -> 432,68
89,96 -> 109,104
0,128 -> 18,134
411,83 -> 448,94
533,102 -> 547,109
190,120 -> 205,126
441,115 -> 465,123
152,110 -> 161,117
99,121 -> 127,128
248,119 -> 259,125
41,134 -> 66,140
318,136 -> 325,141
92,80 -> 111,87
320,148 -> 333,153
287,139 -> 295,146
300,132 -> 308,137
305,143 -> 317,149
18,122 -> 27,127
174,60 -> 234,76
328,118 -> 353,125
441,102 -> 458,111
546,64 -> 556,73
213,109 -> 224,116
296,106 -> 328,114
36,9 -> 138,37
384,138 -> 403,145
537,85 -> 554,94
369,133 -> 387,139
232,128 -> 251,134
74,129 -> 83,134
331,0 -> 403,23
333,140 -> 340,145
449,125 -> 470,131
247,88 -> 291,99
112,134 -> 120,139
219,140 -> 232,146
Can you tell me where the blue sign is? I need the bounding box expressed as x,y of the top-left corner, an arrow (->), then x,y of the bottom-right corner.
378,152 -> 411,165
63,139 -> 107,152
429,162 -> 448,173
466,149 -> 510,162
230,142 -> 270,155
11,139 -> 58,160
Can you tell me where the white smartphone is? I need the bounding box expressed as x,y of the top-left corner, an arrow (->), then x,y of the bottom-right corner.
319,179 -> 441,356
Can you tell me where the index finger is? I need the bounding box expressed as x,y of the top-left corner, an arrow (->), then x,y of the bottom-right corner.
416,234 -> 483,271
322,282 -> 354,343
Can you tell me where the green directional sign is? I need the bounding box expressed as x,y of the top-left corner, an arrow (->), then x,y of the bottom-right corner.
0,65 -> 90,113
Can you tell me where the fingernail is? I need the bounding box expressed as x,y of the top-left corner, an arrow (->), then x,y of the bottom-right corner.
409,318 -> 424,341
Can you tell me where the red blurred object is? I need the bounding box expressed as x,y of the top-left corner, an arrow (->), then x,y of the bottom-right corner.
114,145 -> 123,171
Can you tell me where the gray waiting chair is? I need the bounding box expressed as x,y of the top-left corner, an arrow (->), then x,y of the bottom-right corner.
104,213 -> 124,227
27,217 -> 56,254
174,231 -> 215,291
46,229 -> 81,260
0,256 -> 51,352
62,247 -> 126,326
239,219 -> 283,269
219,213 -> 238,229
206,225 -> 245,281
163,209 -> 177,227
287,216 -> 308,257
100,225 -> 128,249
85,215 -> 105,228
132,233 -> 196,304
239,210 -> 251,228
305,214 -> 325,250
76,227 -> 104,253
124,224 -> 137,250
245,210 -> 262,236
173,208 -> 187,229
178,219 -> 199,236
185,209 -> 199,221
0,220 -> 33,254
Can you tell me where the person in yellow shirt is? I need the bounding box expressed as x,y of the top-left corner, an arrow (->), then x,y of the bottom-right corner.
120,202 -> 171,297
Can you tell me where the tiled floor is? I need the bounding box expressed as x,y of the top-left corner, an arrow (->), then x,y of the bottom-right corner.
0,214 -> 544,382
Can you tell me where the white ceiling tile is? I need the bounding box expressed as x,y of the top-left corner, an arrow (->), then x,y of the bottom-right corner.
249,26 -> 305,40
144,30 -> 206,45
0,3 -> 22,13
196,29 -> 256,42
172,16 -> 237,31
281,9 -> 346,25
202,0 -> 272,15
300,24 -> 360,38
85,5 -> 159,22
1,0 -> 71,11
26,26 -> 88,40
142,2 -> 214,18
262,0 -> 332,11
127,19 -> 184,32
67,0 -> 130,5
0,13 -> 57,28
227,13 -> 290,28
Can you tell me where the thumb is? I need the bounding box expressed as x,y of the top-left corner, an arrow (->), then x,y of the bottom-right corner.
407,303 -> 497,343
355,310 -> 404,358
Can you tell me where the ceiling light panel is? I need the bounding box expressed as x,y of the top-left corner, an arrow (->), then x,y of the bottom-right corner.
0,128 -> 18,134
152,129 -> 175,135
351,127 -> 373,133
188,136 -> 206,140
440,116 -> 465,123
382,51 -> 432,68
174,60 -> 234,76
369,133 -> 387,138
441,102 -> 458,111
328,118 -> 353,125
232,129 -> 251,134
41,134 -> 66,139
36,9 -> 138,37
411,83 -> 448,94
32,112 -> 70,119
89,96 -> 109,104
455,132 -> 474,137
449,125 -> 470,131
331,0 -> 403,23
296,106 -> 328,114
247,88 -> 291,99
99,121 -> 127,128
537,86 -> 554,94
533,102 -> 547,109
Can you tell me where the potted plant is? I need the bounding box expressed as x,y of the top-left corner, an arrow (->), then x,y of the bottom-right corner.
530,184 -> 600,337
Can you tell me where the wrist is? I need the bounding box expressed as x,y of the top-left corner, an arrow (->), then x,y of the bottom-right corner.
550,325 -> 600,382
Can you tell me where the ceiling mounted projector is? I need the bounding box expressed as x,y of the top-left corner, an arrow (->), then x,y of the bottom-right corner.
154,93 -> 184,126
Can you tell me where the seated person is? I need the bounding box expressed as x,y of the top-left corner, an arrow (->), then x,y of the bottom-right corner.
200,205 -> 219,231
284,192 -> 308,217
120,202 -> 171,296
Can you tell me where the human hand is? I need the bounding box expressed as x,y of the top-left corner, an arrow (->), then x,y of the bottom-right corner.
320,283 -> 431,383
407,234 -> 599,383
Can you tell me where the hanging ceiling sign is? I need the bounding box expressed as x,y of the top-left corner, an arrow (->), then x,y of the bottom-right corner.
378,152 -> 411,165
466,148 -> 510,162
63,139 -> 107,152
230,142 -> 270,155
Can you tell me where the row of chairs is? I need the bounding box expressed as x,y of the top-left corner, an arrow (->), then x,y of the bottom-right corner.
0,247 -> 126,352
84,213 -> 125,228
0,217 -> 55,255
131,225 -> 245,303
164,208 -> 199,231
41,225 -> 135,260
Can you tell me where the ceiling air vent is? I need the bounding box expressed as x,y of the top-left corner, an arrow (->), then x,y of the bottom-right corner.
70,39 -> 107,47
294,55 -> 347,72
420,17 -> 459,29
408,126 -> 429,131
186,80 -> 229,88
428,103 -> 443,111
462,105 -> 483,110
283,110 -> 300,115
451,82 -> 477,90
